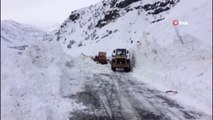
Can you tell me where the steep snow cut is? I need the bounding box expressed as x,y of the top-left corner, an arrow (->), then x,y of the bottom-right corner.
132,0 -> 212,115
1,20 -> 111,120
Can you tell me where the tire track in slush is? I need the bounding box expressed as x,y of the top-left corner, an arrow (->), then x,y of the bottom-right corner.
111,74 -> 141,120
69,73 -> 211,120
115,74 -> 210,120
116,74 -> 179,120
112,73 -> 166,120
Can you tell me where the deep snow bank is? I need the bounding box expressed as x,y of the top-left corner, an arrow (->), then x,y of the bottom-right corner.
1,19 -> 112,120
1,39 -> 93,120
1,36 -> 112,120
132,0 -> 212,115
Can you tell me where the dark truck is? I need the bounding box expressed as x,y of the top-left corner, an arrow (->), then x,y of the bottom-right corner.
94,52 -> 108,64
111,48 -> 131,72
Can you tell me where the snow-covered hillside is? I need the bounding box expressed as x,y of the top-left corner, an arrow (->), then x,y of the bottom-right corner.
54,0 -> 212,116
55,0 -> 180,56
1,20 -> 52,47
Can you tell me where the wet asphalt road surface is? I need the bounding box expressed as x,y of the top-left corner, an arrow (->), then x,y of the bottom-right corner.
69,73 -> 211,120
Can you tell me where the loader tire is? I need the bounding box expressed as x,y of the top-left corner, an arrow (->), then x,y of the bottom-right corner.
111,66 -> 116,71
124,68 -> 130,72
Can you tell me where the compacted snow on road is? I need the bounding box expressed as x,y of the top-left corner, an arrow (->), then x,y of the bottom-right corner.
69,72 -> 211,120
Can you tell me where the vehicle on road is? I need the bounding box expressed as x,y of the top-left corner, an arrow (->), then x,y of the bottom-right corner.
94,52 -> 108,64
111,48 -> 131,72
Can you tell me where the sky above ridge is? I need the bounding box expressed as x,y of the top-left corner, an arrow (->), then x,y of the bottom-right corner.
1,0 -> 100,28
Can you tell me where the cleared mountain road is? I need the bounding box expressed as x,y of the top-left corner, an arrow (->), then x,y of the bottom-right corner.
69,73 -> 211,120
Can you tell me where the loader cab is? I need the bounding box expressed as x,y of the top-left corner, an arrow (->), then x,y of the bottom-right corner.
116,49 -> 126,56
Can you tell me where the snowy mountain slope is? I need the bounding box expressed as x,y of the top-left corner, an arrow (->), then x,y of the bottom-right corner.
55,0 -> 180,56
1,20 -> 52,47
54,0 -> 212,116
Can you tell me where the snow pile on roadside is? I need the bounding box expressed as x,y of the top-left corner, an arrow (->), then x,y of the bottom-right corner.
1,40 -> 89,120
1,19 -> 112,120
59,52 -> 111,98
132,0 -> 212,115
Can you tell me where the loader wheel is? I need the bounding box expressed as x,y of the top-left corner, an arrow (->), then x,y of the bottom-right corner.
124,68 -> 130,72
125,64 -> 131,72
111,67 -> 116,71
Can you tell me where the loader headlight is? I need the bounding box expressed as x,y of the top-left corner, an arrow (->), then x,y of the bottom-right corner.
127,54 -> 130,59
112,55 -> 115,59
